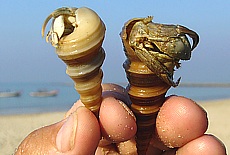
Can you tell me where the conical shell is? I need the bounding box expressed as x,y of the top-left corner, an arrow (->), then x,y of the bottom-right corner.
42,7 -> 106,116
56,7 -> 106,60
121,17 -> 199,154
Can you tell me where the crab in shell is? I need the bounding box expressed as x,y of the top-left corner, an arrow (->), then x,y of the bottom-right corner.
122,16 -> 199,87
41,7 -> 106,116
41,7 -> 78,47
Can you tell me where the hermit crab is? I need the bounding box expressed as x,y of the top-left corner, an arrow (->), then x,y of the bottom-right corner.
121,16 -> 199,154
42,7 -> 106,116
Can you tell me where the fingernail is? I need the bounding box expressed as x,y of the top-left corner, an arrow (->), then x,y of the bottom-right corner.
56,112 -> 78,152
102,83 -> 132,107
118,100 -> 136,121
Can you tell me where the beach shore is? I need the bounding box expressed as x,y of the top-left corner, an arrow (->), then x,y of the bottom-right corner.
0,99 -> 229,154
200,99 -> 230,153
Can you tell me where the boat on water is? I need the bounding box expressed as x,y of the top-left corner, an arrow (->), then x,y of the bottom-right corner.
29,90 -> 58,97
0,91 -> 21,98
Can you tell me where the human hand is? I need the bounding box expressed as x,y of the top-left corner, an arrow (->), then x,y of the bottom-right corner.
15,84 -> 226,155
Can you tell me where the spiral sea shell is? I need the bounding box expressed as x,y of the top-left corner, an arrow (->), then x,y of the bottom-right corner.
42,7 -> 106,116
120,17 -> 199,154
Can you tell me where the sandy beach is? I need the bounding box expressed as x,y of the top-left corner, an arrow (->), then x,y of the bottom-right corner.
0,99 -> 229,154
200,99 -> 230,154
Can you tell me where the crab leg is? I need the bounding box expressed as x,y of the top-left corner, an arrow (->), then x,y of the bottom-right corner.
121,17 -> 199,154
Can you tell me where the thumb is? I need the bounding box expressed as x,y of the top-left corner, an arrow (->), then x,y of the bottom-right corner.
56,106 -> 101,154
15,107 -> 100,155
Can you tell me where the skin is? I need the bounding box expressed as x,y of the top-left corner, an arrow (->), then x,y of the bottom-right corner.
15,83 -> 227,155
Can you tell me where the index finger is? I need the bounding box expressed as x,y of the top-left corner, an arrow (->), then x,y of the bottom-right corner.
155,96 -> 208,149
65,83 -> 131,118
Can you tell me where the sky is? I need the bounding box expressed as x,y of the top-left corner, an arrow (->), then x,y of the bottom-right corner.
0,1 -> 230,84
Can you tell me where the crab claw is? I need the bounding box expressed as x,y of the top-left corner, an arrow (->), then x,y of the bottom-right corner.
42,13 -> 53,38
177,25 -> 199,51
41,7 -> 77,38
163,72 -> 181,87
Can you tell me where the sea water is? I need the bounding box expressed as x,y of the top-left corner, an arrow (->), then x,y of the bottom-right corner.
0,82 -> 230,115
0,82 -> 78,115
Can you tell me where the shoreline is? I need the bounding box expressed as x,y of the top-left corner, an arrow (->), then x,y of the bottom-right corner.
0,99 -> 229,154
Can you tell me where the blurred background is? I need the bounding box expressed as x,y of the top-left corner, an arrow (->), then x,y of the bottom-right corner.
0,0 -> 229,84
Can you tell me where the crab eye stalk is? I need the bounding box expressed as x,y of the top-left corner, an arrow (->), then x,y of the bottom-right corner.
121,17 -> 199,154
42,7 -> 106,117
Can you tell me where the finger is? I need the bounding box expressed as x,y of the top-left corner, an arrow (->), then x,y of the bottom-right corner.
56,106 -> 100,154
102,83 -> 131,106
116,138 -> 137,154
99,97 -> 137,142
65,83 -> 131,118
16,107 -> 100,155
93,84 -> 137,154
65,83 -> 136,146
101,83 -> 137,143
96,138 -> 137,155
15,120 -> 65,154
155,96 -> 208,149
65,100 -> 84,118
116,139 -> 163,155
176,134 -> 227,155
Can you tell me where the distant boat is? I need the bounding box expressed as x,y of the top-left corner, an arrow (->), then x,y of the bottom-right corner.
0,91 -> 21,98
29,90 -> 58,97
